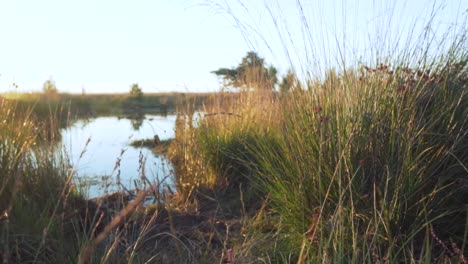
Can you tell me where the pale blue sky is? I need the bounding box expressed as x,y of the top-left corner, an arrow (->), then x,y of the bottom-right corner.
0,0 -> 466,94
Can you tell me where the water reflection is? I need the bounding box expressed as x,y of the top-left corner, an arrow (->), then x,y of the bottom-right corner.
61,115 -> 176,198
131,117 -> 144,131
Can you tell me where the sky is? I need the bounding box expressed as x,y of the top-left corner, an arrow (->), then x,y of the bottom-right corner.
0,0 -> 466,94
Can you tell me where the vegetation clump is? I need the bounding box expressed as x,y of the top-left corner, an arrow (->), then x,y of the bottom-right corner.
0,99 -> 81,263
1,2 -> 467,263
130,136 -> 173,154
169,54 -> 468,263
42,77 -> 58,94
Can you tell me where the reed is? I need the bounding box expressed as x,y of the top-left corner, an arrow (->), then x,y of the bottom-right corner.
0,99 -> 83,262
169,2 -> 468,261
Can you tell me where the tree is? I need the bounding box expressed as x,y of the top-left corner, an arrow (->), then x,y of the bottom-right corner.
212,51 -> 278,90
279,69 -> 300,94
129,83 -> 143,98
42,78 -> 58,94
130,116 -> 144,130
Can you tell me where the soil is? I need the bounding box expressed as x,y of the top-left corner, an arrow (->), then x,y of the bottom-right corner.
74,187 -> 250,263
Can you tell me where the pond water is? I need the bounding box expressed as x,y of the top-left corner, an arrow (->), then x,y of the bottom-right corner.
61,115 -> 176,198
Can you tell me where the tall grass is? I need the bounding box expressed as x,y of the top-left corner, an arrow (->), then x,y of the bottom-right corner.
168,91 -> 279,205
0,99 -> 83,262
248,58 -> 467,262
172,55 -> 468,264
0,98 -> 187,263
2,1 -> 467,262
2,92 -> 244,263
169,3 -> 468,262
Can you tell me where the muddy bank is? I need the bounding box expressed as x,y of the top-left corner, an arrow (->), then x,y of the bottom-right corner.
71,188 -> 256,263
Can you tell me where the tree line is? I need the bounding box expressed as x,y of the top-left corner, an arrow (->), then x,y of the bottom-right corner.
39,51 -> 296,95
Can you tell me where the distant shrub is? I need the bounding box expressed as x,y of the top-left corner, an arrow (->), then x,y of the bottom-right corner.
42,78 -> 58,94
129,83 -> 144,98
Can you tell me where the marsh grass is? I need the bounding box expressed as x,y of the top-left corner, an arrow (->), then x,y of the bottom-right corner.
1,92 -> 242,263
0,99 -> 180,263
247,59 -> 467,262
2,1 -> 468,262
171,62 -> 468,263
1,92 -> 213,118
168,91 -> 279,205
169,3 -> 468,262
0,99 -> 80,262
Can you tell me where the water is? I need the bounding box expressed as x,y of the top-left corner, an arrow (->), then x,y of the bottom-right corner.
61,115 -> 176,198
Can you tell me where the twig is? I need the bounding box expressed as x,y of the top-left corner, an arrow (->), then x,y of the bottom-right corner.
78,190 -> 148,264
204,112 -> 242,118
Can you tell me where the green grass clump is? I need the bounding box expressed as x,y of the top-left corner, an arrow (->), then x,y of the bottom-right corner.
170,50 -> 468,262
168,91 -> 279,205
0,99 -> 85,263
254,60 -> 467,262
